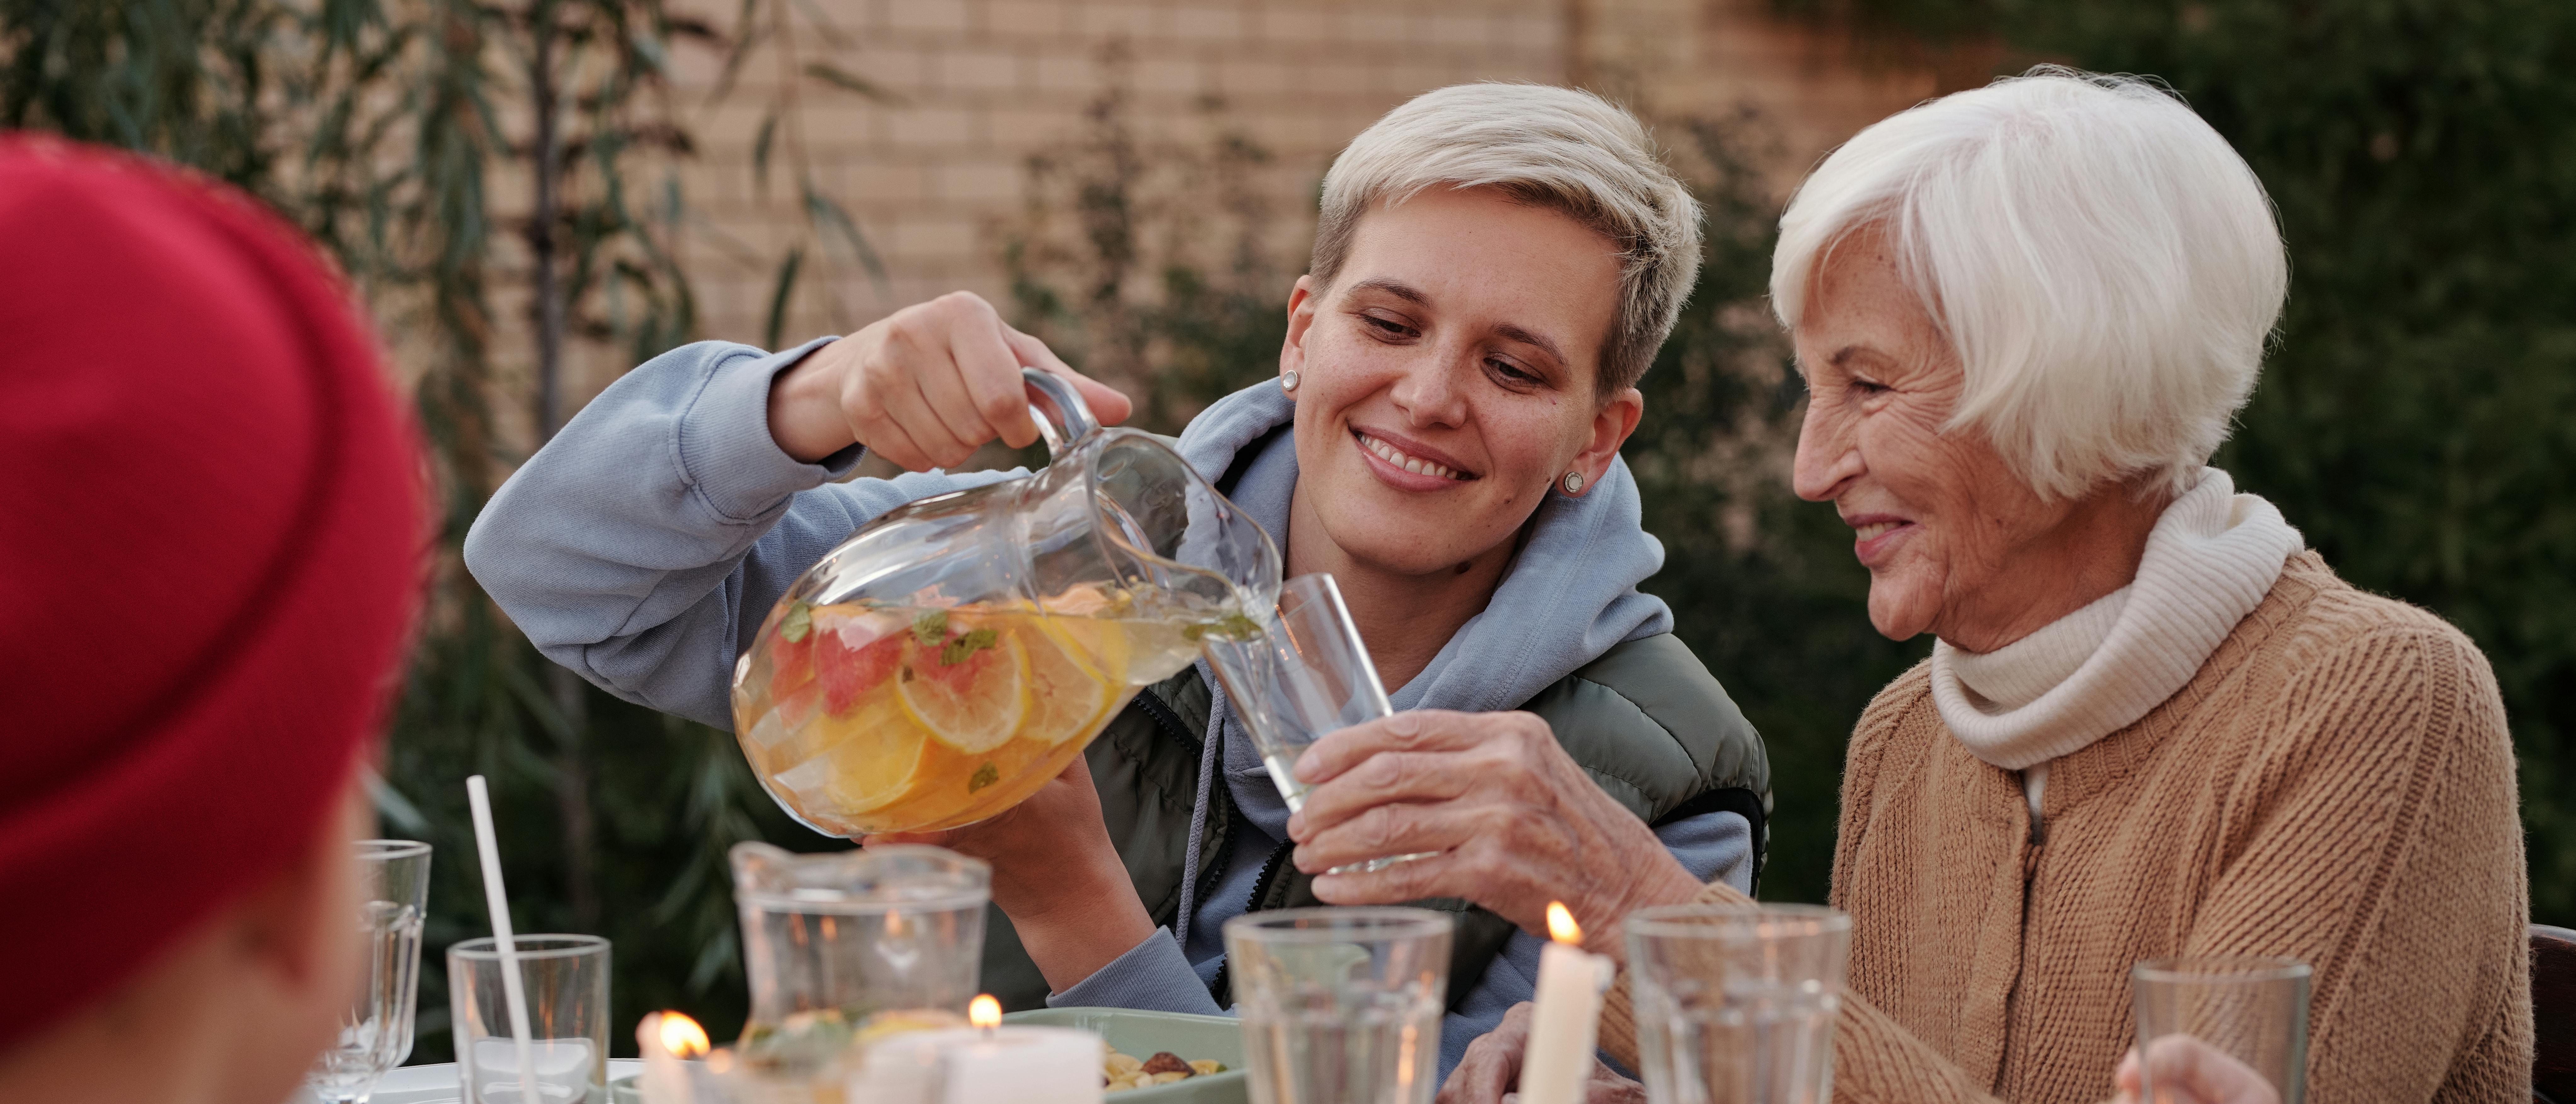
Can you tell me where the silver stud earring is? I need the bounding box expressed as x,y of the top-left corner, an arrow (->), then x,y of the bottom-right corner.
1562,471 -> 1585,495
1280,370 -> 1299,393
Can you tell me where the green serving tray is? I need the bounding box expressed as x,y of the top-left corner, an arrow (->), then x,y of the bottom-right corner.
1003,1008 -> 1248,1104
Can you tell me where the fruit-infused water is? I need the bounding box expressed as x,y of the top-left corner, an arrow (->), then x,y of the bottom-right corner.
733,582 -> 1252,835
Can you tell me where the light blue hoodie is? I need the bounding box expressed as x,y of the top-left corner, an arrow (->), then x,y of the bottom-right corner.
464,339 -> 1752,1078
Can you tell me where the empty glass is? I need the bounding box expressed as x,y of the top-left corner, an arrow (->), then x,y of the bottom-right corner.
449,935 -> 611,1104
2131,956 -> 2310,1104
306,839 -> 432,1103
1201,572 -> 1431,872
1625,903 -> 1851,1104
1223,906 -> 1453,1104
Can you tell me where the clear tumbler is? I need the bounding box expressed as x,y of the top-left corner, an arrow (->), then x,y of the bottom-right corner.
1224,906 -> 1453,1104
448,935 -> 611,1104
1624,903 -> 1851,1104
2131,956 -> 2310,1104
1200,573 -> 1429,872
306,839 -> 431,1103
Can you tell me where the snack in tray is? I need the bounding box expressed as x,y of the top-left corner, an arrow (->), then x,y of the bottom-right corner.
1101,1044 -> 1226,1092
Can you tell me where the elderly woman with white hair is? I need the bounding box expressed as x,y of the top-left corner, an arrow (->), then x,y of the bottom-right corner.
1304,68 -> 2532,1101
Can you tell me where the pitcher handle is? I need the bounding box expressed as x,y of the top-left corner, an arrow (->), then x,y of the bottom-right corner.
1022,367 -> 1102,458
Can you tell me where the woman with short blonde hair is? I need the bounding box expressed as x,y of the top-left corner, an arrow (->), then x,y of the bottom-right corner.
470,82 -> 1770,1078
1375,69 -> 2532,1102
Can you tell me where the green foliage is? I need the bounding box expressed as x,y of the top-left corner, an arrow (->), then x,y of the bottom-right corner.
1772,0 -> 2576,925
1621,113 -> 1929,903
1000,54 -> 1289,437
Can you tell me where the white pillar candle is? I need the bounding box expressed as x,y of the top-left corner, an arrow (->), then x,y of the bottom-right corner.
1519,902 -> 1614,1104
855,998 -> 1103,1104
636,1012 -> 703,1104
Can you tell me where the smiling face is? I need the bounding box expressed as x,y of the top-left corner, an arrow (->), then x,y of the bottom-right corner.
1281,186 -> 1641,579
1790,229 -> 2157,648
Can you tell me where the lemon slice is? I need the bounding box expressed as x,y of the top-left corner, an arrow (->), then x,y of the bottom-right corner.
780,694 -> 923,816
1021,620 -> 1121,746
895,630 -> 1026,753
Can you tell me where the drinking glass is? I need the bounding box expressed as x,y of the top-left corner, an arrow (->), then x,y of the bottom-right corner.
1223,906 -> 1453,1104
449,935 -> 612,1104
1201,572 -> 1431,872
2131,956 -> 2310,1104
306,840 -> 432,1104
1624,903 -> 1851,1104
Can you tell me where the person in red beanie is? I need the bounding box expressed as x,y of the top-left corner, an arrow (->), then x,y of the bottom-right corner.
0,138 -> 427,1104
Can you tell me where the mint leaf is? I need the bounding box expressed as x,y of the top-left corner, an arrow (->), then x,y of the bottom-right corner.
967,762 -> 1000,793
1187,612 -> 1263,644
939,626 -> 998,666
780,600 -> 813,643
911,609 -> 949,646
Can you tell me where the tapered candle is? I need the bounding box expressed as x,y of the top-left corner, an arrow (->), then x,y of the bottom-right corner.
1520,902 -> 1613,1104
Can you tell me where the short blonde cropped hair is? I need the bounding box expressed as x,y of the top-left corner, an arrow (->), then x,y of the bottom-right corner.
1311,83 -> 1702,397
1772,67 -> 2288,500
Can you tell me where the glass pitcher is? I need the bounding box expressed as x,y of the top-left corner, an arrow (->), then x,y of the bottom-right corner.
730,369 -> 1281,837
730,841 -> 990,1077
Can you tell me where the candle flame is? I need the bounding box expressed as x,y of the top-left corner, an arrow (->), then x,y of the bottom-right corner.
659,1011 -> 711,1058
1546,901 -> 1581,945
969,994 -> 1002,1029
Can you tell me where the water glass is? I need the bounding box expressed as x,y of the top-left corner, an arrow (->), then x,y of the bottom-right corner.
1224,906 -> 1452,1104
1201,572 -> 1430,872
306,840 -> 432,1103
2131,956 -> 2310,1104
449,935 -> 612,1104
1625,904 -> 1850,1104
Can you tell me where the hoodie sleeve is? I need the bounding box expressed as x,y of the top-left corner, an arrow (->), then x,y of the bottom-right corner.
462,338 -> 1023,730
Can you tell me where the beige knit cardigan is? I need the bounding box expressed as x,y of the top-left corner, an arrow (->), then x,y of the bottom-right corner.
1599,552 -> 2533,1102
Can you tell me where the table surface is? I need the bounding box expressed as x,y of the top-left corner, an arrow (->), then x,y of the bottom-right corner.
294,1059 -> 645,1104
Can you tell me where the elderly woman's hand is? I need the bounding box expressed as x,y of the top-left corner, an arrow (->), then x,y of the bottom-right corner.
1440,1003 -> 1646,1104
1282,710 -> 1704,957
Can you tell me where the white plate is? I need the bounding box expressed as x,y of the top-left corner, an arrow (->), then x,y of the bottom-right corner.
293,1060 -> 644,1104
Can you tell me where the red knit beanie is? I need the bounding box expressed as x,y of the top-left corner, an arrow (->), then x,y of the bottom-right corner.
0,138 -> 428,1051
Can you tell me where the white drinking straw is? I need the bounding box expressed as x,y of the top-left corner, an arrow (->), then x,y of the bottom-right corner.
466,775 -> 545,1104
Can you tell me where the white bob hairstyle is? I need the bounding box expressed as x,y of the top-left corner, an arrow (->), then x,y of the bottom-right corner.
1772,66 -> 2288,500
1312,82 -> 1702,396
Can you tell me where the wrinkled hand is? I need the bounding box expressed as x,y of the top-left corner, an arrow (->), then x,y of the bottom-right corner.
2108,1036 -> 2283,1104
864,753 -> 1153,991
766,290 -> 1133,467
1439,1003 -> 1645,1104
1284,710 -> 1703,958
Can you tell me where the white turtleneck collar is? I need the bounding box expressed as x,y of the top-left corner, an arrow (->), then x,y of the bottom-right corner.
1928,468 -> 2304,821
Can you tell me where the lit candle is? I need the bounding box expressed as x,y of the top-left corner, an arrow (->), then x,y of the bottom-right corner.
853,994 -> 1104,1104
1519,902 -> 1613,1104
636,1011 -> 710,1104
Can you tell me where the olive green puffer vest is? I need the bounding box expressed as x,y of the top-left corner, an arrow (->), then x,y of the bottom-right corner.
976,632 -> 1770,1012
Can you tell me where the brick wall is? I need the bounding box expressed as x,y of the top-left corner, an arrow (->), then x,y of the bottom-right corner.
544,0 -> 1955,407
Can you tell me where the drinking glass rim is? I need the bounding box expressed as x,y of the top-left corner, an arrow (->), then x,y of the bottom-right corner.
356,839 -> 432,860
449,934 -> 611,962
2132,955 -> 2311,985
1222,906 -> 1453,944
1624,902 -> 1852,940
